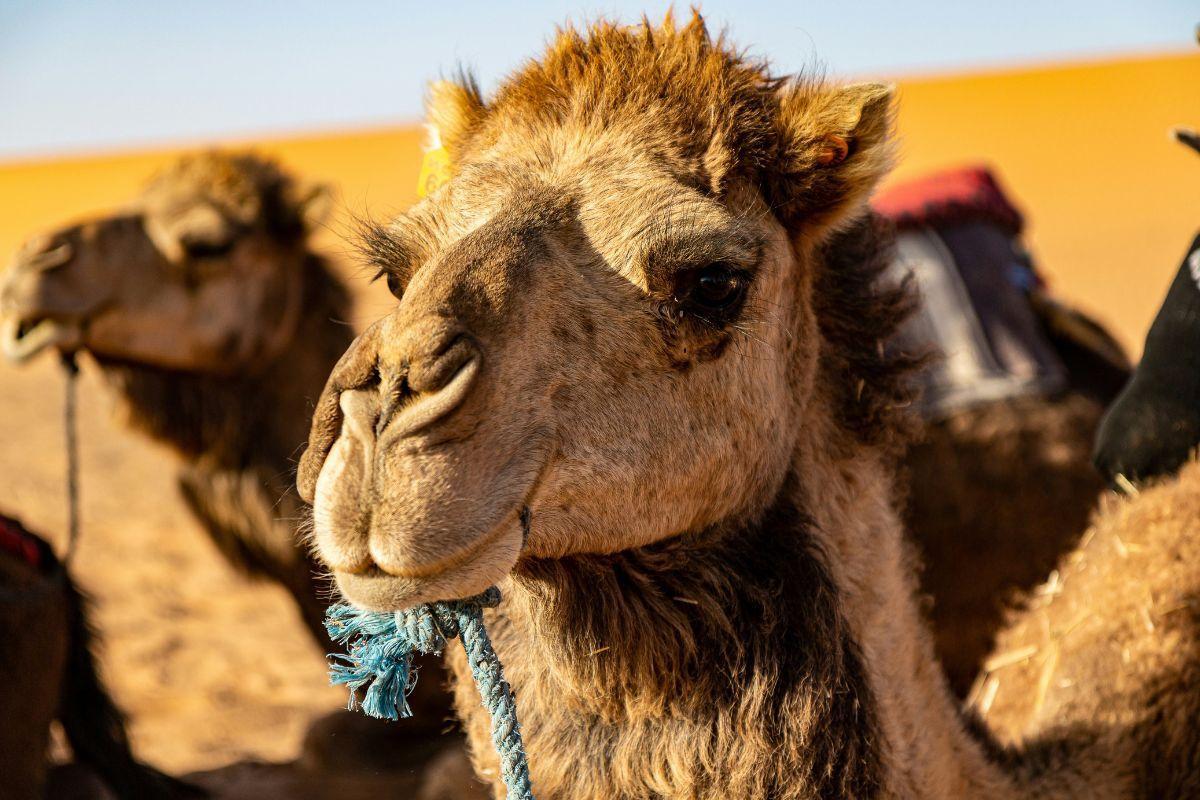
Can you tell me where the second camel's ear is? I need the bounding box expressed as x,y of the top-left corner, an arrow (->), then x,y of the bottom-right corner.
768,81 -> 895,236
296,183 -> 334,231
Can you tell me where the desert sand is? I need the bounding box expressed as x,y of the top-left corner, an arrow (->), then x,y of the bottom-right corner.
0,51 -> 1196,793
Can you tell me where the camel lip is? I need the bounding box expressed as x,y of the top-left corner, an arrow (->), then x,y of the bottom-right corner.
332,522 -> 524,611
0,315 -> 82,363
365,507 -> 518,580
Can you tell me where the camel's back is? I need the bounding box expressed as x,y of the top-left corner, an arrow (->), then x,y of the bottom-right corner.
978,460 -> 1200,794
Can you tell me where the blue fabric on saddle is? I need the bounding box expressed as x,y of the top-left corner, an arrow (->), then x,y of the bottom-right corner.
875,167 -> 1073,419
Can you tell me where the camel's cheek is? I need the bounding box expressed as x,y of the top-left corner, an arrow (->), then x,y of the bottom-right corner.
84,276 -> 265,371
523,312 -> 800,558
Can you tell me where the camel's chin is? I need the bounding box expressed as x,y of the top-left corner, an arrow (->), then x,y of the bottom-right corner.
1,316 -> 83,364
332,527 -> 523,611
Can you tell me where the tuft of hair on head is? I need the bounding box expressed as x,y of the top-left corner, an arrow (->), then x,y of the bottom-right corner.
144,150 -> 332,240
419,12 -> 894,245
425,71 -> 487,159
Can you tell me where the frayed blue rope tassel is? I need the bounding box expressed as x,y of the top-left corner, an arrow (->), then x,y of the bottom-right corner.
325,587 -> 535,800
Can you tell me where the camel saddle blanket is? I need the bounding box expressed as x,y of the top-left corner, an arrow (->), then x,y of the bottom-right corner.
874,167 -> 1069,420
0,514 -> 45,570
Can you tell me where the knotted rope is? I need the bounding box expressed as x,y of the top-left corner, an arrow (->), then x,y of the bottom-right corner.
325,587 -> 535,800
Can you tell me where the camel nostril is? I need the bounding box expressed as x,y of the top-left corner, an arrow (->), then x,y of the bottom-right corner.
375,371 -> 410,439
407,332 -> 477,395
369,343 -> 480,443
20,240 -> 73,273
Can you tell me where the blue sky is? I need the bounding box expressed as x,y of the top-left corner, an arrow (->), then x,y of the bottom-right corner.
0,1 -> 1195,160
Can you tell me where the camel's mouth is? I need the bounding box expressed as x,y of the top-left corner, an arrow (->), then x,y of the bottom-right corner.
330,509 -> 527,611
1,315 -> 83,363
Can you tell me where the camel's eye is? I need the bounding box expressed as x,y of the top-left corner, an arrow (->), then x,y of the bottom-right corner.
685,263 -> 746,312
385,271 -> 404,299
180,236 -> 235,260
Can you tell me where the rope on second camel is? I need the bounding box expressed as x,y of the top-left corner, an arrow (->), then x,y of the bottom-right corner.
325,587 -> 535,800
60,351 -> 81,564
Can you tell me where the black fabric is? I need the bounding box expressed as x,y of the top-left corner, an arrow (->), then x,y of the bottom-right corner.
1094,233 -> 1200,484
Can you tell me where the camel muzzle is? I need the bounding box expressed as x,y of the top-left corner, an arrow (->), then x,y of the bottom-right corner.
299,207 -> 562,608
300,311 -> 545,610
1,233 -> 87,363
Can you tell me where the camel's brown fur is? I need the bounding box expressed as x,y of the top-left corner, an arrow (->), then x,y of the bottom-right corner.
973,462 -> 1200,793
906,394 -> 1108,696
301,14 -> 1200,798
0,526 -> 68,799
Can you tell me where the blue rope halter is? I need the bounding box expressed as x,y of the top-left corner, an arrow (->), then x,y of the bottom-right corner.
324,588 -> 535,800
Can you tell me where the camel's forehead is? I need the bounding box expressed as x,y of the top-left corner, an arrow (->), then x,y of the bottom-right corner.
139,172 -> 265,227
478,118 -> 702,191
420,128 -> 749,280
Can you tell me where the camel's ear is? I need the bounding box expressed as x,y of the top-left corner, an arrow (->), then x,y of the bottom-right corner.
426,77 -> 487,158
769,81 -> 895,235
419,78 -> 486,197
296,183 -> 334,231
1175,127 -> 1200,158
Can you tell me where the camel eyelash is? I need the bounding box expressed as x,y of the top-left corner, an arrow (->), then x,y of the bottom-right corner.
353,217 -> 417,281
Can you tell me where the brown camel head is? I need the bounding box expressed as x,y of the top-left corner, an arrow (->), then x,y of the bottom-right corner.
0,151 -> 330,372
299,15 -> 899,610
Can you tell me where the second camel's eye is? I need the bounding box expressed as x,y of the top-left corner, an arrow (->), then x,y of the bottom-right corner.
688,263 -> 745,310
180,236 -> 235,260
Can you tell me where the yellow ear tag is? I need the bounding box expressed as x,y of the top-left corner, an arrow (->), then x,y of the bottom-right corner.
417,146 -> 452,198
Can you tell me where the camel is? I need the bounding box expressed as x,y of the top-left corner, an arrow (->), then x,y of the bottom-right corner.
877,168 -> 1129,694
0,151 -> 457,777
0,151 -> 348,641
0,513 -> 198,798
298,16 -> 1199,798
904,394 -> 1112,696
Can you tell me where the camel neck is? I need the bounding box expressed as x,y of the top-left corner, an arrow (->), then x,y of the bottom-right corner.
785,421 -> 1113,799
789,435 -> 1017,797
463,438 -> 1067,798
469,472 -> 889,798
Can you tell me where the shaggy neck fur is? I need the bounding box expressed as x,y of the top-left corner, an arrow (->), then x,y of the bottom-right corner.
453,402 -> 1105,800
504,478 -> 883,798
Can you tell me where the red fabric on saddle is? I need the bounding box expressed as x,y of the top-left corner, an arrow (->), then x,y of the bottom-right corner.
0,515 -> 42,570
873,166 -> 1024,236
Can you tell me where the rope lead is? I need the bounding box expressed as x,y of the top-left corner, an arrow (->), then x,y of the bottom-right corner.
325,588 -> 535,800
60,351 -> 81,564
